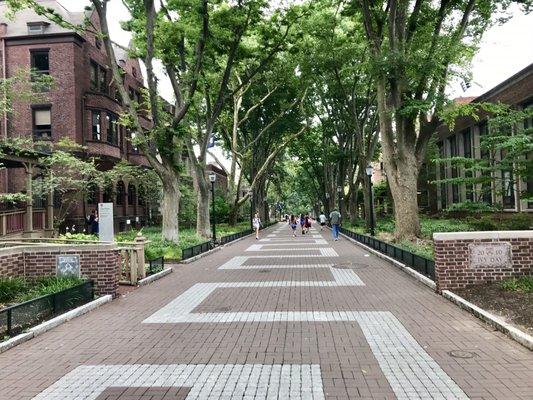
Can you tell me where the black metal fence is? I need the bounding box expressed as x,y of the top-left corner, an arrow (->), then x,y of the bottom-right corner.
0,280 -> 94,338
339,227 -> 435,280
182,221 -> 280,259
147,257 -> 165,275
181,241 -> 214,261
219,220 -> 279,245
220,229 -> 253,245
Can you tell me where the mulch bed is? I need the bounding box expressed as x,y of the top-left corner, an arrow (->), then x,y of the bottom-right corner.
455,283 -> 533,334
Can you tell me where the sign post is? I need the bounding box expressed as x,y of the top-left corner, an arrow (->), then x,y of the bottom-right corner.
98,203 -> 114,242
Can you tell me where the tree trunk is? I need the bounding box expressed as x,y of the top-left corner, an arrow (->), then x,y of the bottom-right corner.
161,172 -> 181,242
188,156 -> 212,238
196,180 -> 211,237
375,78 -> 422,241
349,181 -> 360,226
387,156 -> 421,241
362,175 -> 373,232
228,204 -> 239,226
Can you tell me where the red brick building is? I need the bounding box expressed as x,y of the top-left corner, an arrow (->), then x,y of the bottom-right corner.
434,63 -> 533,212
0,1 -> 153,234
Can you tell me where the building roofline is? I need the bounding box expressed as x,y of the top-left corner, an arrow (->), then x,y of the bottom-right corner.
473,62 -> 533,103
4,31 -> 85,44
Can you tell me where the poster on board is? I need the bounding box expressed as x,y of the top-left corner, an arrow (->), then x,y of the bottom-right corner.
98,202 -> 114,242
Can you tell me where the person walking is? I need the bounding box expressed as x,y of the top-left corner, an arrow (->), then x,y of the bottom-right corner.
318,211 -> 327,231
329,208 -> 341,241
289,215 -> 297,237
252,212 -> 262,240
304,214 -> 311,234
299,213 -> 306,235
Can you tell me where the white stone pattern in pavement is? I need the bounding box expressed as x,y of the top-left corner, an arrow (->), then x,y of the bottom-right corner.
31,364 -> 325,400
218,257 -> 335,270
143,269 -> 365,324
259,238 -> 326,243
233,247 -> 338,257
246,244 -> 333,251
247,241 -> 328,249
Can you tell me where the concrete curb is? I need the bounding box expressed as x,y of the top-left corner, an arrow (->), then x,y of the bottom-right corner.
442,290 -> 533,351
336,229 -> 436,290
138,267 -> 173,286
0,295 -> 112,354
181,223 -> 280,264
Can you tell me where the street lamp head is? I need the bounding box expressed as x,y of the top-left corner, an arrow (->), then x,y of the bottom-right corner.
209,172 -> 216,183
325,193 -> 330,199
337,186 -> 342,193
365,165 -> 374,176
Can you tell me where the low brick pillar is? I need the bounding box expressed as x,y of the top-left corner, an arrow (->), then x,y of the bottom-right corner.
0,244 -> 120,297
433,231 -> 533,292
0,248 -> 25,277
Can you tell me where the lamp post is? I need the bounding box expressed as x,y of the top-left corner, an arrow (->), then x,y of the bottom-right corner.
209,172 -> 217,243
365,165 -> 375,236
325,192 -> 330,215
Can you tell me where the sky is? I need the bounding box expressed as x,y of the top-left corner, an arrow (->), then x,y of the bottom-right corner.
64,0 -> 533,168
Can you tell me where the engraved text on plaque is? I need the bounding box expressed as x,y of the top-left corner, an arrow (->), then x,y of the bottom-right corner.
469,242 -> 511,268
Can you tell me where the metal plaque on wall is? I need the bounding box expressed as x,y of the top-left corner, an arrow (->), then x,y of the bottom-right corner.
469,242 -> 512,269
56,255 -> 81,278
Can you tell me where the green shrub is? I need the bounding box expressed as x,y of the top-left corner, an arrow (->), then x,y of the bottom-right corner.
501,214 -> 533,230
398,240 -> 435,259
466,215 -> 498,231
500,276 -> 533,294
420,217 -> 473,237
59,232 -> 98,241
444,201 -> 500,214
16,276 -> 85,303
0,277 -> 28,303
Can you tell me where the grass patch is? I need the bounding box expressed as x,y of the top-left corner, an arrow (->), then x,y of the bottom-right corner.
343,215 -> 479,260
116,222 -> 250,261
0,277 -> 28,304
0,276 -> 85,307
397,240 -> 435,259
500,276 -> 533,294
63,222 -> 254,261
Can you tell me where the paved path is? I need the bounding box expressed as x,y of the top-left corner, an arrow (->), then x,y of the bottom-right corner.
0,223 -> 532,399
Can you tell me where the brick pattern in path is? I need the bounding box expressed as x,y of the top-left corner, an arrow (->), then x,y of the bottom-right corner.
0,223 -> 531,400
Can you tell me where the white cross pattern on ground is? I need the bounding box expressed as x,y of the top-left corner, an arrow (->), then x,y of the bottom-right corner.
248,241 -> 328,249
143,268 -> 365,324
259,238 -> 325,243
227,247 -> 338,257
246,244 -> 329,251
30,364 -> 325,400
144,227 -> 470,399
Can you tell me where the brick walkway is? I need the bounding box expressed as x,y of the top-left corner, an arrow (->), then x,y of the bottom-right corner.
0,223 -> 532,399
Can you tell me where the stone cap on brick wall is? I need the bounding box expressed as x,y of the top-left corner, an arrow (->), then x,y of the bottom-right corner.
433,231 -> 533,241
0,243 -> 118,257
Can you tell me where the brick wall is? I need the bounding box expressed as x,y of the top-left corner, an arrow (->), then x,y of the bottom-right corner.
0,249 -> 24,277
434,231 -> 533,291
0,244 -> 119,296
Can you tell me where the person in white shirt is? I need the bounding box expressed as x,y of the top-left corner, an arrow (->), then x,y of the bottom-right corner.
252,212 -> 262,239
319,212 -> 327,231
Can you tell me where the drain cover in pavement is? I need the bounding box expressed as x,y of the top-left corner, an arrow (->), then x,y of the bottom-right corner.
333,262 -> 368,269
447,350 -> 476,359
259,269 -> 271,273
215,306 -> 232,312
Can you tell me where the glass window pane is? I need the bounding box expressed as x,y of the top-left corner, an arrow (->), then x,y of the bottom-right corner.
31,51 -> 49,73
